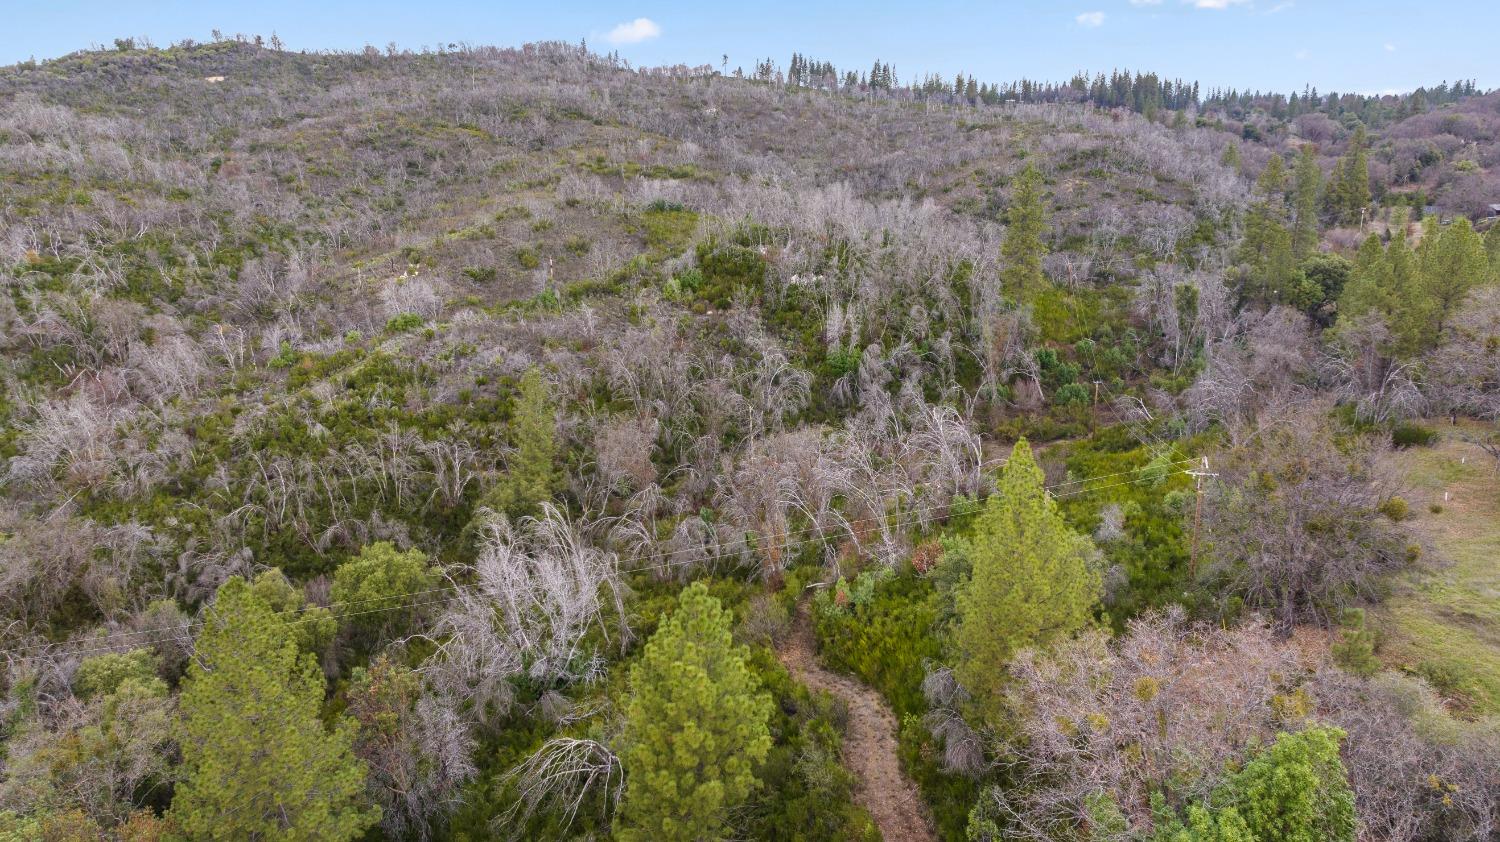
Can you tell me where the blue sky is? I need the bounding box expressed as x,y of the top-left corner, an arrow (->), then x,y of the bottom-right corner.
2,0 -> 1494,95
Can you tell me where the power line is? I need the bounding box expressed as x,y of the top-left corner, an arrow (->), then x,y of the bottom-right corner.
1,462 -> 1189,663
0,460 -> 1193,664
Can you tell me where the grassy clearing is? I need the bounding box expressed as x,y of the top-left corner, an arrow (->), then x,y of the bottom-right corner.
1379,422 -> 1500,714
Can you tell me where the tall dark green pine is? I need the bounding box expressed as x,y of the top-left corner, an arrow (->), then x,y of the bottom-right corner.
1337,234 -> 1398,325
475,367 -> 559,522
1416,218 -> 1490,341
1291,144 -> 1322,259
1221,141 -> 1242,173
1001,165 -> 1048,296
1239,155 -> 1301,304
1337,127 -> 1371,225
1256,153 -> 1287,201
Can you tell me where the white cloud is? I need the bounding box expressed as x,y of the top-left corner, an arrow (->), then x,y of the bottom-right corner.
1076,11 -> 1107,26
1189,0 -> 1250,8
604,17 -> 661,46
1384,42 -> 1396,52
1294,48 -> 1310,60
1267,1 -> 1295,13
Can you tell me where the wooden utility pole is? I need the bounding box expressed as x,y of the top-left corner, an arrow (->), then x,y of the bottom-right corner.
1185,456 -> 1216,577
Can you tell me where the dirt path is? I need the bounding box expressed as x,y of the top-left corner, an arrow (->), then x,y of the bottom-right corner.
776,602 -> 937,842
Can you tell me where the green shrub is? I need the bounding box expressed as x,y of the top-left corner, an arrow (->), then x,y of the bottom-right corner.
385,312 -> 424,332
1053,382 -> 1091,406
73,649 -> 161,700
741,648 -> 879,841
899,714 -> 982,842
823,346 -> 862,380
1331,608 -> 1380,677
515,246 -> 541,269
1392,423 -> 1438,448
1378,496 -> 1410,521
813,571 -> 941,720
331,542 -> 438,643
693,240 -> 766,310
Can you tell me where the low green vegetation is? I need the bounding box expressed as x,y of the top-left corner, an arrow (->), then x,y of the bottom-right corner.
1381,429 -> 1500,714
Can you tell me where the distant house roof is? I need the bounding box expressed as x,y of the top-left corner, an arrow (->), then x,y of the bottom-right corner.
1489,203 -> 1500,213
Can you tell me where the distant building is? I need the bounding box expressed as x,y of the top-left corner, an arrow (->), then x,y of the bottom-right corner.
1488,203 -> 1500,219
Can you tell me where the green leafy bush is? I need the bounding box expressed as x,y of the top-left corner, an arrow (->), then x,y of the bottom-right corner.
1392,423 -> 1438,448
814,571 -> 940,720
385,312 -> 425,332
1378,496 -> 1410,521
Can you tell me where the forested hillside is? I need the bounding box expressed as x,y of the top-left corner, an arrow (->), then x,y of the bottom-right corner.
1,37 -> 1499,841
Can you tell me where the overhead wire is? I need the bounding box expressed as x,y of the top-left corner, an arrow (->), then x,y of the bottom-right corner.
0,459 -> 1194,664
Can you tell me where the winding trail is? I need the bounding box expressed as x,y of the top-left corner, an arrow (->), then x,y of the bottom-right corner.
776,601 -> 938,842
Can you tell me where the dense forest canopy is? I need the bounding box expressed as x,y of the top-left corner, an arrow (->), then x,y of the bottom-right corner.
1,33 -> 1499,841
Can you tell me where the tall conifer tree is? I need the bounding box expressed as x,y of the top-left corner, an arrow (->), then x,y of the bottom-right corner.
1291,144 -> 1322,258
173,578 -> 378,840
615,582 -> 772,842
1001,166 -> 1049,296
954,440 -> 1099,704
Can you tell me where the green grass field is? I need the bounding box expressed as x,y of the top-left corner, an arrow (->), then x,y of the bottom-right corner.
1380,423 -> 1500,715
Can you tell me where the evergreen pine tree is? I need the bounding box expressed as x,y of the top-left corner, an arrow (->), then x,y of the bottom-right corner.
1221,141 -> 1242,173
1335,127 -> 1371,224
1255,153 -> 1287,202
476,367 -> 559,522
172,577 -> 378,840
953,440 -> 1099,705
1338,234 -> 1396,322
1385,234 -> 1423,353
1484,222 -> 1500,276
1291,144 -> 1322,258
1324,157 -> 1348,220
1417,218 -> 1490,340
615,582 -> 772,842
1001,166 -> 1049,295
1239,160 -> 1305,305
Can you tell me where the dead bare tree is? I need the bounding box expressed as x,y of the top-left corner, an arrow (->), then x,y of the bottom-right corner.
994,608 -> 1300,838
1203,404 -> 1411,628
425,505 -> 629,717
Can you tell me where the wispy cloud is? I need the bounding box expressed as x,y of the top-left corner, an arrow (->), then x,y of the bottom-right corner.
1294,48 -> 1310,61
604,17 -> 661,46
1384,42 -> 1396,52
1189,0 -> 1251,8
1128,0 -> 1163,5
1267,2 -> 1295,13
1076,11 -> 1107,27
